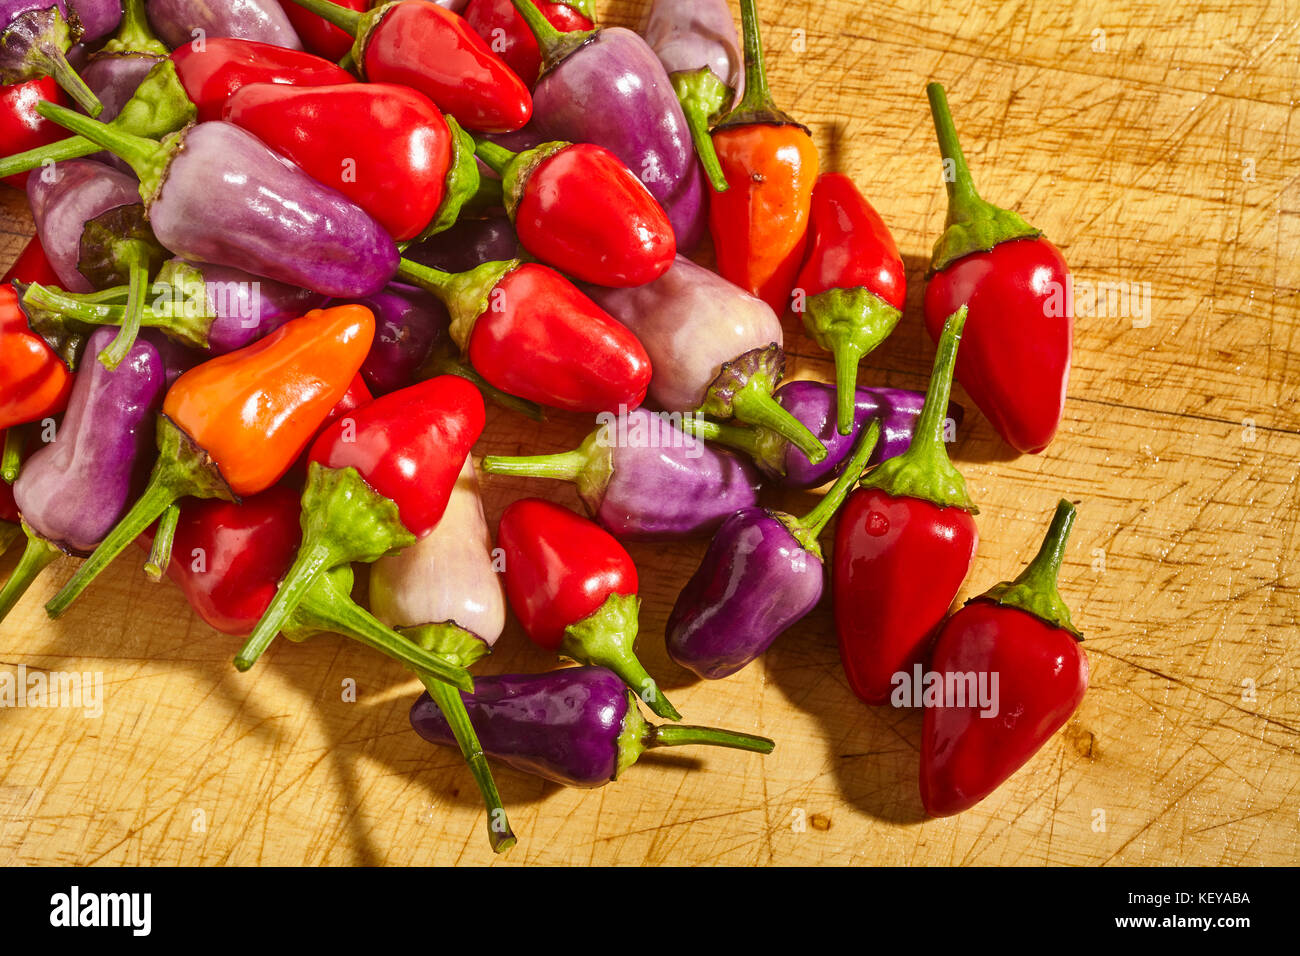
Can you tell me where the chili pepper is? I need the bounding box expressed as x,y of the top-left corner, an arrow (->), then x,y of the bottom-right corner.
402,215 -> 519,275
690,379 -> 962,490
233,375 -> 485,671
370,456 -> 515,852
0,0 -> 104,115
276,0 -> 363,60
507,0 -> 706,251
67,0 -> 121,40
398,257 -> 652,414
482,407 -> 761,539
76,0 -> 167,153
44,304 -> 375,616
474,137 -> 675,287
0,60 -> 196,180
496,497 -> 678,720
0,283 -> 72,430
170,36 -> 355,124
464,0 -> 592,87
144,0 -> 301,50
793,173 -> 905,434
2,234 -> 62,286
0,325 -> 162,622
0,77 -> 68,189
708,0 -> 817,315
37,106 -> 400,299
584,255 -> 825,463
642,0 -> 742,193
832,307 -> 979,705
923,83 -> 1071,454
283,0 -> 532,134
354,282 -> 448,395
411,666 -> 774,789
921,499 -> 1088,816
668,419 -> 880,680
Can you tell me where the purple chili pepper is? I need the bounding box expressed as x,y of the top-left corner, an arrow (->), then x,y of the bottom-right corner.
666,420 -> 881,680
354,281 -> 449,395
481,406 -> 760,539
409,665 -> 774,789
641,0 -> 742,193
401,216 -> 520,276
66,0 -> 122,42
25,158 -> 138,293
509,0 -> 707,252
78,0 -> 168,128
0,325 -> 163,621
1,0 -> 104,115
144,0 -> 301,50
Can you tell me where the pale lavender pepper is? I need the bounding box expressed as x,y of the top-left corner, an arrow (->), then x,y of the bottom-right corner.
66,0 -> 121,41
144,0 -> 301,49
1,0 -> 103,114
27,158 -> 139,293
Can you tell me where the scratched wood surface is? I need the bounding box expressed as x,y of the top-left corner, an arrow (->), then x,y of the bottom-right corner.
1,0 -> 1297,866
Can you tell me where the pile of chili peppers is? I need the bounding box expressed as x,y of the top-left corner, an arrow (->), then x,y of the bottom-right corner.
0,0 -> 1089,850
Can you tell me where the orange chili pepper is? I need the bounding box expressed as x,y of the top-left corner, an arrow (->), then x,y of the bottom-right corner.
707,0 -> 818,316
0,283 -> 72,431
46,305 -> 375,617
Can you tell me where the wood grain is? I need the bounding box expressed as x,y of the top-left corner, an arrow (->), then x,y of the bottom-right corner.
1,0 -> 1297,866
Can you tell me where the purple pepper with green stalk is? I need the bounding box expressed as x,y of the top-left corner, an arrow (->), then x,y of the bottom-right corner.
401,216 -> 520,276
641,0 -> 742,194
666,419 -> 881,680
144,0 -> 301,50
481,406 -> 760,539
77,0 -> 166,139
0,0 -> 104,115
0,325 -> 163,622
354,281 -> 448,395
409,665 -> 775,789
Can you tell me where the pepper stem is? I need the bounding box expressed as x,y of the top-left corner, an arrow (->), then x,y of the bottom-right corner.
560,592 -> 680,721
2,430 -> 22,484
927,83 -> 981,224
832,340 -> 863,436
29,41 -> 104,117
472,139 -> 515,177
795,418 -> 879,540
645,723 -> 776,755
0,136 -> 99,179
34,101 -> 168,196
715,0 -> 798,129
96,254 -> 150,370
509,0 -> 594,73
480,449 -> 585,482
977,499 -> 1083,638
0,527 -> 62,624
236,540 -> 334,670
671,68 -> 730,192
103,0 -> 168,55
730,386 -> 826,464
678,416 -> 761,458
143,502 -> 179,582
282,0 -> 361,35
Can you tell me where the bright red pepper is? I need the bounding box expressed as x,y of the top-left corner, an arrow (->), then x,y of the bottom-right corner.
398,257 -> 652,413
0,284 -> 73,431
708,0 -> 817,315
476,138 -> 675,286
793,172 -> 906,434
2,234 -> 63,287
497,497 -> 679,720
464,0 -> 593,86
170,37 -> 357,123
921,83 -> 1072,455
277,0 -> 367,60
222,82 -> 452,241
0,77 -> 70,190
920,499 -> 1089,816
233,375 -> 486,671
832,307 -> 979,705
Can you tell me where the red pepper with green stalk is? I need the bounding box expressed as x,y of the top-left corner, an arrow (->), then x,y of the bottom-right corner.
792,173 -> 906,435
0,76 -> 68,189
832,306 -> 979,705
464,0 -> 592,87
280,0 -> 533,133
497,497 -> 680,721
44,304 -> 377,618
232,375 -> 486,673
922,82 -> 1072,455
921,499 -> 1089,816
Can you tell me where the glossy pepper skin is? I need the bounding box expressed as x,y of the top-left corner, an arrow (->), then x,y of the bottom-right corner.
403,215 -> 519,274
794,173 -> 906,433
0,283 -> 72,430
832,308 -> 979,705
44,305 -> 375,617
222,82 -> 452,242
67,0 -> 122,41
498,498 -> 678,720
355,281 -> 449,395
464,0 -> 591,87
0,77 -> 68,189
170,37 -> 355,123
26,158 -> 139,294
411,665 -> 774,789
0,0 -> 103,115
922,83 -> 1071,455
276,0 -> 363,60
144,0 -> 302,50
708,0 -> 817,316
921,500 -> 1089,816
482,407 -> 760,539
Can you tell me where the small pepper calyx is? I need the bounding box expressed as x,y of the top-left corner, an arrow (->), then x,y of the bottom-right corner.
399,621 -> 492,670
443,259 -> 520,354
414,116 -> 481,242
612,694 -> 649,781
77,204 -> 168,288
701,344 -> 828,465
500,141 -> 569,220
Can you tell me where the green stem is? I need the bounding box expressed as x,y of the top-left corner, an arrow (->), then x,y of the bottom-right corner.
0,527 -> 62,624
396,258 -> 456,299
675,74 -> 730,192
2,429 -> 22,484
473,139 -> 515,177
978,499 -> 1082,638
731,387 -> 826,464
794,418 -> 879,540
646,723 -> 776,755
832,339 -> 863,436
926,82 -> 982,223
677,416 -> 761,457
30,41 -> 104,117
35,101 -> 167,195
716,0 -> 797,128
103,0 -> 168,55
95,254 -> 150,370
480,449 -> 586,482
283,0 -> 361,34
143,502 -> 179,582
0,136 -> 99,179
235,540 -> 333,670
0,523 -> 19,557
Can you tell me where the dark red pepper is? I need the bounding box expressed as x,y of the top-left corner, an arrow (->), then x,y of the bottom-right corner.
0,76 -> 69,190
2,233 -> 63,287
464,0 -> 593,87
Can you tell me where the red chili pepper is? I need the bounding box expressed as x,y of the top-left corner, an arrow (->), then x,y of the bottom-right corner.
398,257 -> 652,413
464,0 -> 593,86
170,37 -> 357,123
2,234 -> 63,287
832,307 -> 979,705
288,372 -> 372,481
0,78 -> 70,191
45,305 -> 376,617
0,284 -> 73,431
921,83 -> 1071,455
708,0 -> 818,315
793,173 -> 906,434
222,82 -> 452,241
475,138 -> 675,287
497,497 -> 679,720
233,375 -> 485,671
920,499 -> 1088,816
277,0 -> 367,61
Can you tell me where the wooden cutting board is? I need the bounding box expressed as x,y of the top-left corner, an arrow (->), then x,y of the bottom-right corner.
1,0 -> 1296,866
